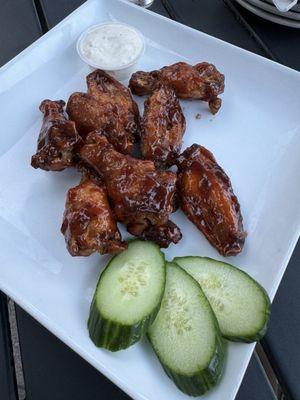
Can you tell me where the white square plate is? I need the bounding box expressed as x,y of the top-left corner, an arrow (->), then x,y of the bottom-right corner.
0,0 -> 300,399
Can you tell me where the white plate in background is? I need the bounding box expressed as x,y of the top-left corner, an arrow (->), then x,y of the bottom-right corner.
264,0 -> 300,11
247,0 -> 300,19
0,0 -> 300,399
236,0 -> 300,26
273,0 -> 298,12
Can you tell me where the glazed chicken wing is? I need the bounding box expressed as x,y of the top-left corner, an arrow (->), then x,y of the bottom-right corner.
66,93 -> 110,138
67,69 -> 140,154
129,62 -> 225,114
78,132 -> 181,248
31,100 -> 80,171
141,85 -> 186,167
177,144 -> 246,256
61,178 -> 127,256
127,220 -> 181,249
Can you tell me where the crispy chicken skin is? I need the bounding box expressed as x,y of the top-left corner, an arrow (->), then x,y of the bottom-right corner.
86,69 -> 140,142
66,69 -> 140,154
66,93 -> 110,138
31,100 -> 80,171
177,144 -> 246,256
128,220 -> 182,249
61,178 -> 127,256
129,62 -> 225,114
78,132 -> 182,248
141,85 -> 186,167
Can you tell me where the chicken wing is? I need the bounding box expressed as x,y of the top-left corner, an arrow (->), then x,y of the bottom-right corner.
141,85 -> 186,167
177,144 -> 246,256
129,62 -> 225,114
61,178 -> 127,256
127,220 -> 182,249
66,93 -> 111,138
78,132 -> 181,248
66,69 -> 140,154
31,99 -> 80,171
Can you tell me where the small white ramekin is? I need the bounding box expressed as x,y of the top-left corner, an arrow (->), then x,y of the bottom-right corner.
76,22 -> 145,81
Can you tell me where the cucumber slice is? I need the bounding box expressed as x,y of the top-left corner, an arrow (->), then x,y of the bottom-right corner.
88,240 -> 166,351
148,262 -> 225,396
174,256 -> 270,342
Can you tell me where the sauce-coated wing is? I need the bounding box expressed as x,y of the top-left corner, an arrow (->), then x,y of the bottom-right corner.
61,179 -> 127,256
129,62 -> 225,114
177,144 -> 246,256
87,69 -> 139,124
66,92 -> 111,138
66,92 -> 135,154
79,132 -> 181,248
87,69 -> 141,142
127,220 -> 182,249
31,100 -> 80,171
67,69 -> 140,154
141,85 -> 186,167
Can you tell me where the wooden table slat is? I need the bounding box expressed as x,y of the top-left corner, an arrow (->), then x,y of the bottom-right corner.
149,0 -> 170,18
0,0 -> 42,67
262,242 -> 300,400
0,293 -> 18,400
233,1 -> 300,70
40,0 -> 171,28
236,353 -> 276,400
39,0 -> 86,29
16,303 -> 276,400
161,0 -> 267,56
16,305 -> 129,400
0,1 -> 43,398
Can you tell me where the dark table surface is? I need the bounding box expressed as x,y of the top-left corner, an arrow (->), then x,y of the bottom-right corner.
0,1 -> 299,399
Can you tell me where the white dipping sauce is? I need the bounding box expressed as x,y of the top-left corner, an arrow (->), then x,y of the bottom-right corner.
80,23 -> 144,69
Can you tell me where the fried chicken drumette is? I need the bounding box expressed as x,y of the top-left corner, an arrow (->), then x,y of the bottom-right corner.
31,99 -> 80,171
177,144 -> 246,256
61,178 -> 126,256
129,62 -> 225,114
78,132 -> 182,248
141,85 -> 186,167
67,69 -> 140,154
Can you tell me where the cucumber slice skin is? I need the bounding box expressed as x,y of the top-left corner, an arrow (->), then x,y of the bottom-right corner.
174,256 -> 271,343
149,330 -> 225,397
148,263 -> 226,396
88,241 -> 166,352
88,294 -> 163,351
